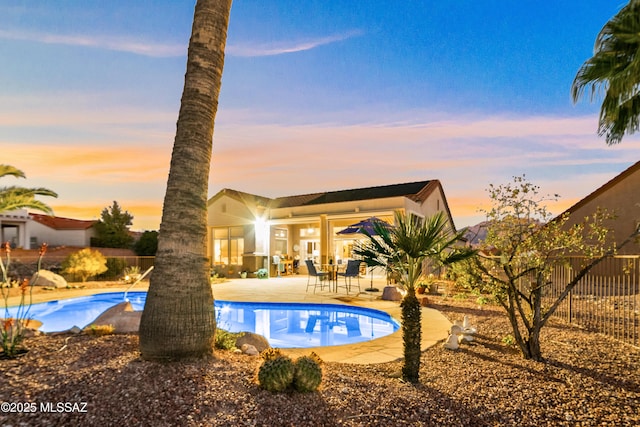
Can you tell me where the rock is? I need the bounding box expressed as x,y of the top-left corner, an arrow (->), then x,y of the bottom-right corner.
420,296 -> 430,306
235,332 -> 270,352
240,344 -> 259,356
22,328 -> 42,338
89,301 -> 141,333
31,269 -> 67,288
381,286 -> 403,301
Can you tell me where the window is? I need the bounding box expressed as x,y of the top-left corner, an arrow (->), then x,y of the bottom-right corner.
409,212 -> 423,227
212,226 -> 244,265
273,228 -> 288,255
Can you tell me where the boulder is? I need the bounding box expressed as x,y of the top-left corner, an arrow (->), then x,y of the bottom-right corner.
381,286 -> 404,301
89,301 -> 141,333
31,269 -> 67,288
240,344 -> 259,356
235,332 -> 270,353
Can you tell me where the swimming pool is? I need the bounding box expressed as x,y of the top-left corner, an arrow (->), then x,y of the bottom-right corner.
7,292 -> 400,348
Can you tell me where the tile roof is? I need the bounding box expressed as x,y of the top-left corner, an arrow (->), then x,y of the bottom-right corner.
208,188 -> 272,208
29,213 -> 97,230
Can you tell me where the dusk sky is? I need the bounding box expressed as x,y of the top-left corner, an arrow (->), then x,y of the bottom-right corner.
2,1 -> 640,231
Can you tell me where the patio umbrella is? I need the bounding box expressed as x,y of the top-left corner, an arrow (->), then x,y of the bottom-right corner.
336,217 -> 391,236
336,217 -> 391,291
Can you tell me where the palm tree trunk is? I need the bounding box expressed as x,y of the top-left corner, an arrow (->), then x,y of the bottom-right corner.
139,0 -> 232,360
401,290 -> 422,383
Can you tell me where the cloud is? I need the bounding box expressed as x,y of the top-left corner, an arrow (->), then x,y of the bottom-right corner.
0,28 -> 184,57
226,30 -> 364,57
0,144 -> 172,184
0,27 -> 364,58
4,102 -> 640,231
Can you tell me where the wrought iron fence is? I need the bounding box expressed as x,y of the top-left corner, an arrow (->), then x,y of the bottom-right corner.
543,256 -> 639,348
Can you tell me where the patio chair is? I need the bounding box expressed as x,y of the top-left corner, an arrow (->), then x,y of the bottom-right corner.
305,260 -> 328,293
337,259 -> 362,294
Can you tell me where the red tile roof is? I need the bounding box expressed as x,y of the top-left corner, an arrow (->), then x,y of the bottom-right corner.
29,213 -> 97,230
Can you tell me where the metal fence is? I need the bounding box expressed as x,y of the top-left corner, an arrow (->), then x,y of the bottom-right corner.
114,256 -> 155,271
49,256 -> 155,271
6,255 -> 156,280
543,256 -> 639,348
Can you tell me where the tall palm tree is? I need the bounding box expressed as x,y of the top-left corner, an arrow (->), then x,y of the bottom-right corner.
0,165 -> 57,214
354,211 -> 475,383
139,0 -> 233,360
572,1 -> 640,145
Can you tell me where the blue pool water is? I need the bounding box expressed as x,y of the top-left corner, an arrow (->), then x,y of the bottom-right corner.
7,292 -> 400,348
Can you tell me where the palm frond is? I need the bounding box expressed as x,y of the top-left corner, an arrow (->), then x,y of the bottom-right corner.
0,165 -> 26,179
572,1 -> 640,144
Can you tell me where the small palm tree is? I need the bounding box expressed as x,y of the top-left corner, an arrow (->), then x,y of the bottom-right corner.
572,1 -> 640,145
354,211 -> 475,383
0,165 -> 57,214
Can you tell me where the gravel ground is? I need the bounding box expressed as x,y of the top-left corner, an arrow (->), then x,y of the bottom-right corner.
1,295 -> 639,426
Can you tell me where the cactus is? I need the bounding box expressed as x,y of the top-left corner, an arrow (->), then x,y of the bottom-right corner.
260,347 -> 284,361
257,354 -> 295,392
293,352 -> 324,392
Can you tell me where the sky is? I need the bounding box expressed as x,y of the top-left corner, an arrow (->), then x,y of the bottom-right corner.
2,1 -> 640,231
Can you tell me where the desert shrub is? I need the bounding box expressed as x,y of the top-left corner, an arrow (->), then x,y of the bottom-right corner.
99,257 -> 127,280
133,230 -> 157,256
215,329 -> 243,350
120,265 -> 143,285
61,248 -> 108,282
84,324 -> 115,336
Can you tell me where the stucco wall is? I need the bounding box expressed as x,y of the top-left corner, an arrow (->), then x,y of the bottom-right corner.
563,167 -> 640,255
28,221 -> 94,247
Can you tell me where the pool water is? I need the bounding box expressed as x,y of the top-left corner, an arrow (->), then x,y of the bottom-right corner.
7,292 -> 400,348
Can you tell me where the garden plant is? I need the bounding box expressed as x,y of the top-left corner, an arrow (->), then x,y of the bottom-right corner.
457,176 -> 638,361
354,211 -> 475,382
1,242 -> 47,358
61,248 -> 108,282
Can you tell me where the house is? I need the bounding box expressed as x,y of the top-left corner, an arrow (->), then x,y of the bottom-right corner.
0,209 -> 97,249
206,180 -> 457,275
560,160 -> 640,255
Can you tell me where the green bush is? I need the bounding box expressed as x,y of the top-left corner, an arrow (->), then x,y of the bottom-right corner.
133,230 -> 158,256
99,257 -> 127,280
215,329 -> 243,350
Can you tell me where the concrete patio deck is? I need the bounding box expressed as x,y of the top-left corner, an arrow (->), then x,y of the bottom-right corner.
8,275 -> 452,365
